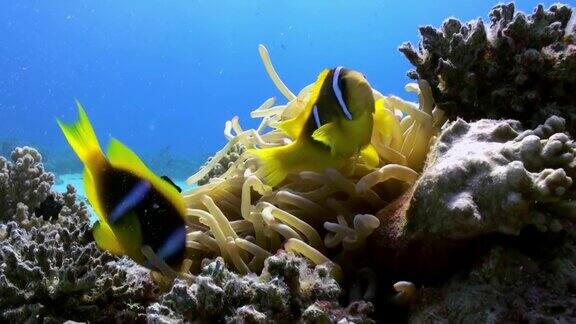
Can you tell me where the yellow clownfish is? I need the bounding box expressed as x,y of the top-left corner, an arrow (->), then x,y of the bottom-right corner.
249,67 -> 379,187
57,103 -> 187,270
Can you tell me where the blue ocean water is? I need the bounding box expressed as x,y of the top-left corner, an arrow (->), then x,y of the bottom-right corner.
0,0 -> 567,184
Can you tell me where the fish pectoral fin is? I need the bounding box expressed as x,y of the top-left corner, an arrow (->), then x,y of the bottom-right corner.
247,146 -> 290,187
360,144 -> 380,168
311,122 -> 356,157
93,213 -> 144,264
106,138 -> 186,215
113,212 -> 145,264
92,220 -> 125,256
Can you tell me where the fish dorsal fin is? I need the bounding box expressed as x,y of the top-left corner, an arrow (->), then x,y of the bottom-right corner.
83,167 -> 106,224
106,138 -> 186,215
277,69 -> 330,139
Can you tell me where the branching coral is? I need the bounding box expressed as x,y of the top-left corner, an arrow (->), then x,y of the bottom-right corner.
0,147 -> 55,221
0,148 -> 159,322
146,253 -> 374,323
399,2 -> 576,133
180,44 -> 446,283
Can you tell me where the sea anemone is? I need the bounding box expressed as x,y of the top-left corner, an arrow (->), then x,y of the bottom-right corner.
173,44 -> 447,284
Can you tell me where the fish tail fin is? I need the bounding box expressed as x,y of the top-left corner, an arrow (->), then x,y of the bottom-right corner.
248,141 -> 337,187
57,101 -> 107,175
248,145 -> 293,187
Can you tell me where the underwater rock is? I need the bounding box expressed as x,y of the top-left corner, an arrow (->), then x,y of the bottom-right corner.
147,253 -> 375,323
366,115 -> 576,321
371,115 -> 576,281
0,148 -> 159,322
409,233 -> 576,323
399,3 -> 576,133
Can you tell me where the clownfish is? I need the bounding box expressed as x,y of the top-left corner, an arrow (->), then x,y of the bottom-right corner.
249,67 -> 379,187
57,103 -> 186,270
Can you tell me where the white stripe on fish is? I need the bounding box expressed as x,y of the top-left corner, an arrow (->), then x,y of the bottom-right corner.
332,66 -> 353,120
312,105 -> 322,128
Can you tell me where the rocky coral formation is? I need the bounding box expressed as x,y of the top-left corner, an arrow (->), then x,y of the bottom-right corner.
147,253 -> 374,323
399,3 -> 576,133
407,115 -> 574,238
0,147 -> 158,322
370,116 -> 576,279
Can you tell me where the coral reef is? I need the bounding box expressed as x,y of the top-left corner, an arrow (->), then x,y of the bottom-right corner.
147,253 -> 374,323
0,147 -> 158,322
399,3 -> 576,133
0,146 -> 363,322
180,45 -> 446,283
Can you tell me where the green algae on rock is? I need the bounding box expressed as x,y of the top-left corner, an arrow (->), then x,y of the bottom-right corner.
399,3 -> 576,133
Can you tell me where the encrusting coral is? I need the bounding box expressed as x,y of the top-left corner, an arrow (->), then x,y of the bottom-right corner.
179,45 -> 447,285
407,115 -> 575,238
367,115 -> 576,283
399,3 -> 576,133
0,147 -> 158,322
404,120 -> 576,321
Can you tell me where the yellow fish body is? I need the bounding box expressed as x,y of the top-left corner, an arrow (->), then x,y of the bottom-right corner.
57,104 -> 187,270
249,67 -> 378,187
